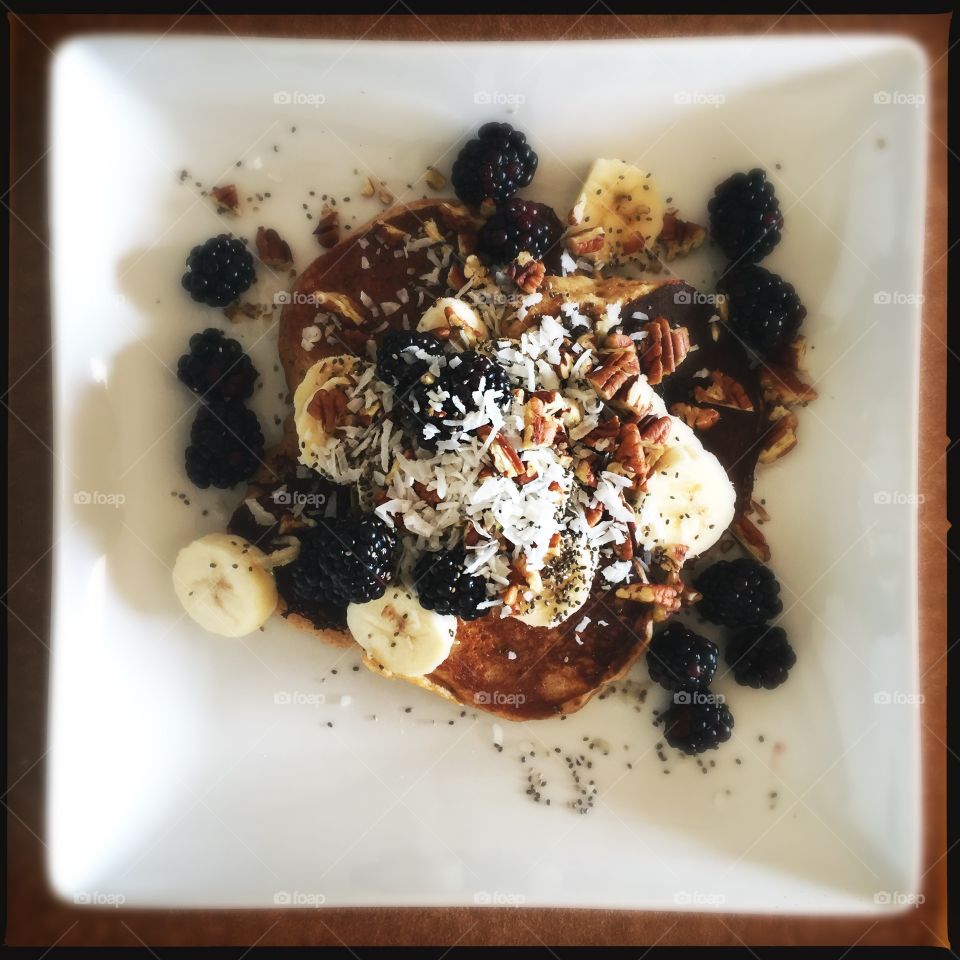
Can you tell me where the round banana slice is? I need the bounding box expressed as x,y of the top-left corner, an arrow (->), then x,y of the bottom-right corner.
567,158 -> 665,266
172,533 -> 279,638
347,585 -> 457,677
513,527 -> 600,630
634,419 -> 735,558
418,297 -> 488,348
293,354 -> 378,483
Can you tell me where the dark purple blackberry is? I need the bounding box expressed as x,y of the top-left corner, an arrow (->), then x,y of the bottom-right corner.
660,698 -> 734,755
646,623 -> 719,692
451,121 -> 538,206
290,515 -> 398,607
400,351 -> 512,450
184,400 -> 264,489
375,330 -> 445,390
695,557 -> 783,628
176,328 -> 258,400
726,624 -> 796,690
477,198 -> 563,265
414,548 -> 488,621
708,168 -> 783,263
181,234 -> 256,307
717,264 -> 807,356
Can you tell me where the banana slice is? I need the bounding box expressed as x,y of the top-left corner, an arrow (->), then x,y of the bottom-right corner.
634,419 -> 735,558
293,354 -> 380,483
513,527 -> 599,630
418,297 -> 488,348
172,533 -> 280,637
567,158 -> 665,266
347,585 -> 457,677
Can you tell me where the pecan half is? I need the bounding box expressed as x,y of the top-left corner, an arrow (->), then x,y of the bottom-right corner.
670,402 -> 720,431
615,582 -> 682,619
638,317 -> 690,385
638,414 -> 672,445
759,362 -> 818,405
477,427 -> 524,478
256,227 -> 293,268
694,370 -> 755,412
587,334 -> 640,400
614,421 -> 643,477
313,205 -> 340,248
508,255 -> 546,294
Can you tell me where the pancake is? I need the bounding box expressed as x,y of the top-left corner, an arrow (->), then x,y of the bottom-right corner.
230,199 -> 764,720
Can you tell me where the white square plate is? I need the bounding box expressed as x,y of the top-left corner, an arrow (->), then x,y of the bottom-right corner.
48,35 -> 927,912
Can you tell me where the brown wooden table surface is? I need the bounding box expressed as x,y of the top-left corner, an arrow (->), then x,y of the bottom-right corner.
5,12 -> 951,949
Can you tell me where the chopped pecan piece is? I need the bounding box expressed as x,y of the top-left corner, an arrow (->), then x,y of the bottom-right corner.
587,335 -> 640,400
694,370 -> 755,412
670,402 -> 720,431
565,226 -> 606,257
732,514 -> 771,563
758,410 -> 799,464
313,205 -> 340,248
256,227 -> 293,268
615,582 -> 682,620
759,362 -> 818,405
614,422 -> 643,477
657,211 -> 706,260
477,427 -> 524,478
307,387 -> 348,432
413,481 -> 441,506
638,316 -> 690,385
373,220 -> 409,248
425,166 -> 446,190
211,184 -> 240,215
774,335 -> 808,372
522,394 -> 561,449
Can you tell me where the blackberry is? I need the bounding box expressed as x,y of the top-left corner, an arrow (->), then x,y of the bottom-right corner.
176,328 -> 258,400
477,198 -> 563,265
726,625 -> 796,690
400,351 -> 512,450
646,623 -> 719,692
184,400 -> 264,489
181,234 -> 256,307
290,515 -> 398,607
375,330 -> 445,391
660,699 -> 734,755
695,557 -> 783,628
717,264 -> 807,356
708,168 -> 783,263
451,121 -> 538,206
414,548 -> 488,620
